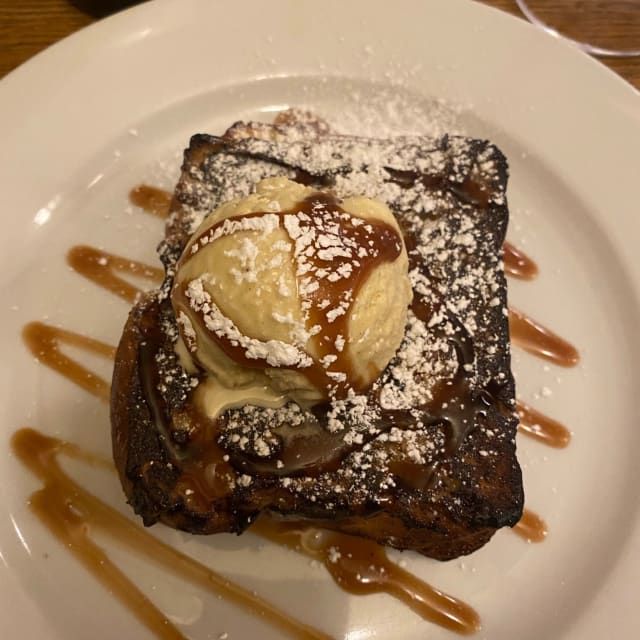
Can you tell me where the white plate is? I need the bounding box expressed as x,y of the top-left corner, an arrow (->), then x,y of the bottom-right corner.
1,0 -> 639,638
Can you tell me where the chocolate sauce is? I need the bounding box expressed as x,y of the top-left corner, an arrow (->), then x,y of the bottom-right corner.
516,401 -> 571,448
67,245 -> 163,304
22,322 -> 115,402
503,242 -> 538,280
175,193 -> 403,398
253,518 -> 480,635
129,184 -> 172,218
509,308 -> 580,367
513,509 -> 547,543
11,428 -> 331,640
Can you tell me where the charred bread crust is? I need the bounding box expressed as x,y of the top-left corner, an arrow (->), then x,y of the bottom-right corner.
111,123 -> 523,560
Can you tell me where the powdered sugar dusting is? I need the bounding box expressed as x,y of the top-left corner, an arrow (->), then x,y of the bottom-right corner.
185,277 -> 312,368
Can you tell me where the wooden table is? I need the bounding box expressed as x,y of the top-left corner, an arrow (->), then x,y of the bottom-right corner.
1,0 -> 638,87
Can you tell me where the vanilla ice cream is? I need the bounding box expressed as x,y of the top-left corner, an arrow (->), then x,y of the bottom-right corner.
172,177 -> 412,414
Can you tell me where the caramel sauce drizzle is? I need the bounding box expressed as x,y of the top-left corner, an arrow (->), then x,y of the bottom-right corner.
15,182 -> 579,638
512,509 -> 547,543
501,244 -> 580,369
22,322 -> 115,402
501,244 -> 575,446
516,401 -> 571,448
253,518 -> 480,634
12,428 -> 333,640
502,242 -> 538,280
20,318 -> 482,635
67,245 -> 163,304
129,185 -> 172,218
13,329 -> 546,638
509,308 -> 580,367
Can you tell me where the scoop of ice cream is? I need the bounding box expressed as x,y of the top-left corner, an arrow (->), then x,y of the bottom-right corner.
172,177 -> 412,410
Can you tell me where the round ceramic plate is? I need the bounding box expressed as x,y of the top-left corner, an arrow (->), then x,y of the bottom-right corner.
0,0 -> 639,638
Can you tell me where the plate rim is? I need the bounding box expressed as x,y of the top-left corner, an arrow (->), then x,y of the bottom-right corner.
1,1 -> 639,639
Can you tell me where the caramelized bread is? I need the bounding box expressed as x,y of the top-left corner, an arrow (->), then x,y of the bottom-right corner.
111,118 -> 523,560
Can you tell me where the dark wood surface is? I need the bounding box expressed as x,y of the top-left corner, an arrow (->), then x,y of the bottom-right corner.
1,0 -> 638,87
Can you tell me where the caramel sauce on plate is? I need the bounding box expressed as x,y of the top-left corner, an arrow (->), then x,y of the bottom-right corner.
502,242 -> 538,280
12,428 -> 330,640
129,184 -> 172,218
253,518 -> 480,635
509,308 -> 580,367
67,245 -> 163,303
513,509 -> 548,543
516,401 -> 571,448
13,417 -> 481,638
22,322 -> 116,402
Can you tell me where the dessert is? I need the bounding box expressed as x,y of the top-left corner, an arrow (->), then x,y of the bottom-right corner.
111,115 -> 524,560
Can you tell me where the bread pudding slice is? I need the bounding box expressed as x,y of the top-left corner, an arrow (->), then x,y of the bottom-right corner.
111,117 -> 523,560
